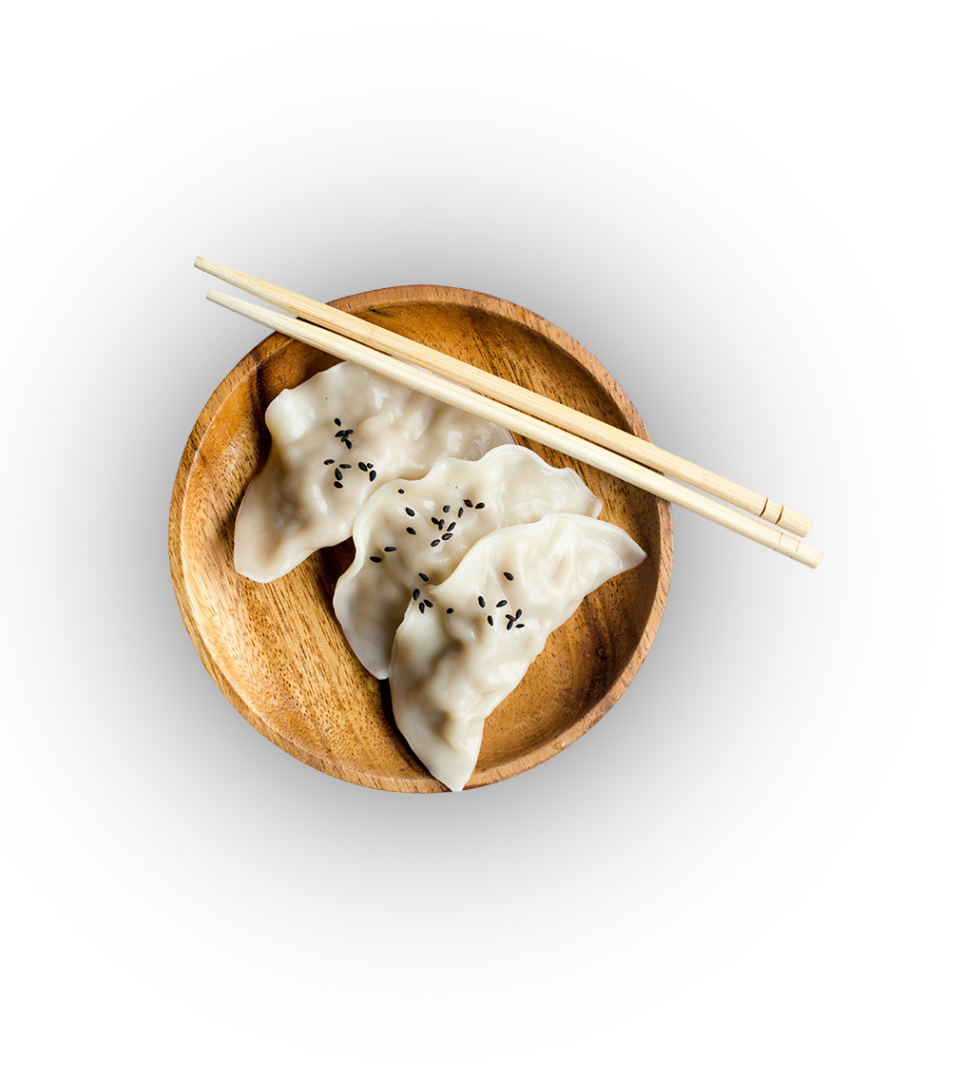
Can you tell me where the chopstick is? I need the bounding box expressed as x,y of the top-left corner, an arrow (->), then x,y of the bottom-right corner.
204,286 -> 824,569
195,257 -> 813,539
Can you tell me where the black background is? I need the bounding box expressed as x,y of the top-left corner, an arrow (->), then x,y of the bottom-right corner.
165,236 -> 833,851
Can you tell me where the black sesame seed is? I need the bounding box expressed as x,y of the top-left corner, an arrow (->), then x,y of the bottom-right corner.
368,470 -> 376,481
407,527 -> 416,535
370,556 -> 382,563
478,596 -> 485,608
398,489 -> 405,494
358,462 -> 368,472
458,507 -> 464,518
447,521 -> 457,532
487,615 -> 494,626
419,602 -> 425,613
334,469 -> 343,480
504,572 -> 514,580
424,600 -> 433,608
418,573 -> 429,581
413,588 -> 420,600
405,507 -> 415,517
496,600 -> 508,608
442,533 -> 453,541
446,608 -> 454,614
464,499 -> 473,508
515,609 -> 523,618
384,546 -> 397,552
345,441 -> 353,449
475,502 -> 485,509
334,430 -> 345,438
515,623 -> 525,629
324,458 -> 335,465
334,481 -> 343,489
442,505 -> 451,513
431,517 -> 440,525
430,538 -> 441,547
334,417 -> 342,425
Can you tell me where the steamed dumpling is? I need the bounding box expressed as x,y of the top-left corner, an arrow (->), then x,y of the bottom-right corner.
333,445 -> 603,679
234,362 -> 512,582
389,513 -> 646,791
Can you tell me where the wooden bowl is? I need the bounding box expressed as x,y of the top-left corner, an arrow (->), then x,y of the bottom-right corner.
169,285 -> 673,792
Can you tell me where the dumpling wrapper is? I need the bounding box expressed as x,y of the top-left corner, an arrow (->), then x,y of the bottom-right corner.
389,513 -> 646,791
334,445 -> 603,679
234,361 -> 512,582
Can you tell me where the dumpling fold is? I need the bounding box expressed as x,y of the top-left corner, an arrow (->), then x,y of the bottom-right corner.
334,445 -> 603,679
388,513 -> 645,791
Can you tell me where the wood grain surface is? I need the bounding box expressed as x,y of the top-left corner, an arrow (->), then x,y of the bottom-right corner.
169,285 -> 673,792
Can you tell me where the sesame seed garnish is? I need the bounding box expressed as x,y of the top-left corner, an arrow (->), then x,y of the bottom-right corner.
424,599 -> 433,608
405,507 -> 415,516
442,533 -> 453,541
446,608 -> 454,614
430,538 -> 441,547
370,556 -> 382,563
340,463 -> 351,468
334,481 -> 343,489
334,417 -> 342,426
418,572 -> 429,581
447,521 -> 457,532
407,527 -> 416,535
515,623 -> 525,629
431,517 -> 440,525
442,505 -> 451,513
358,462 -> 368,472
413,588 -> 420,600
458,507 -> 464,518
335,469 -> 343,480
503,572 -> 514,580
487,615 -> 494,626
324,458 -> 335,465
464,499 -> 474,508
384,546 -> 397,552
496,600 -> 507,608
369,470 -> 376,481
478,596 -> 485,608
475,502 -> 485,509
397,488 -> 405,494
419,602 -> 425,613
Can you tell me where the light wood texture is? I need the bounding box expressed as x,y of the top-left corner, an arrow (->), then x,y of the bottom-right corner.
195,257 -> 813,537
169,285 -> 673,792
207,288 -> 823,569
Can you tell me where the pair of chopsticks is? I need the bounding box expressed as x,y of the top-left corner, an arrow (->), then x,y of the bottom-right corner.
196,257 -> 822,569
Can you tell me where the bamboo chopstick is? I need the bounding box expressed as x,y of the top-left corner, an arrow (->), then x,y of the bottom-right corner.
195,257 -> 813,538
205,288 -> 823,569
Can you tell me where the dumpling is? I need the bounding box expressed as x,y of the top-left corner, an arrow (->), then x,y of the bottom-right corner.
333,445 -> 603,679
388,513 -> 646,791
233,361 -> 512,582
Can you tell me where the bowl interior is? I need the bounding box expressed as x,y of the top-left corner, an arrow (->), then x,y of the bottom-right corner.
169,285 -> 672,791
